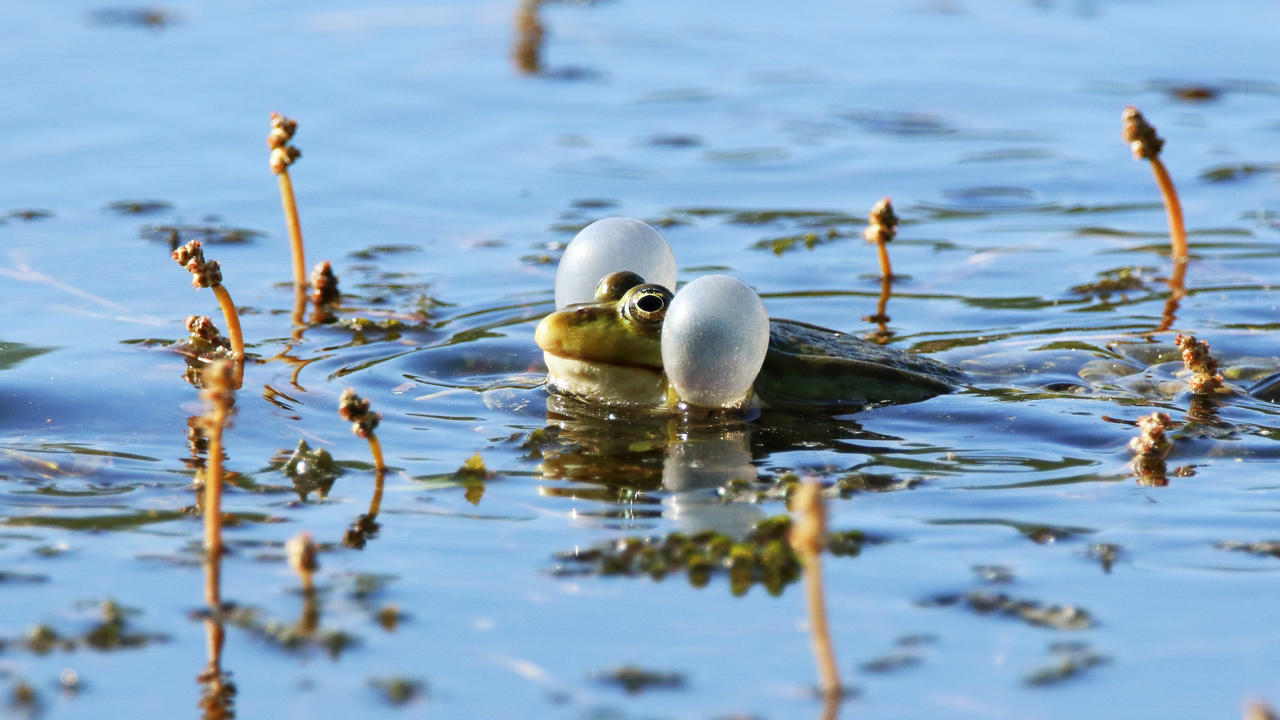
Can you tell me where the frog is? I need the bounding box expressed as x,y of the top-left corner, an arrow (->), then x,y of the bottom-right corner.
535,271 -> 963,409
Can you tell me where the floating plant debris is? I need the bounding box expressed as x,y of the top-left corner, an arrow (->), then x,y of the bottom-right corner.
1024,643 -> 1110,686
8,209 -> 53,222
920,591 -> 1095,630
550,515 -> 871,596
210,604 -> 359,658
347,244 -> 422,260
1199,163 -> 1280,183
595,665 -> 686,694
719,473 -> 921,505
1069,266 -> 1152,299
1215,540 -> 1280,558
858,652 -> 922,674
370,677 -> 426,705
1087,543 -> 1122,573
104,199 -> 172,215
8,680 -> 38,713
141,223 -> 264,248
750,228 -> 841,255
676,207 -> 857,227
89,7 -> 174,28
14,600 -> 167,654
283,439 -> 341,500
972,565 -> 1014,584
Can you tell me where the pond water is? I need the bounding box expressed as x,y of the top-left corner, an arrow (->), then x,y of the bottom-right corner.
3,0 -> 1280,717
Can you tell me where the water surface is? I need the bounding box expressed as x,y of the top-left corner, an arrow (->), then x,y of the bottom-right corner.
3,1 -> 1280,717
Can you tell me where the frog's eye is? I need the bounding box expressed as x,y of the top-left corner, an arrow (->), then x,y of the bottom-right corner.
621,284 -> 673,324
594,271 -> 646,303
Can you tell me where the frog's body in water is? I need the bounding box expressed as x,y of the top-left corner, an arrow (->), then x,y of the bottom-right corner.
535,271 -> 961,409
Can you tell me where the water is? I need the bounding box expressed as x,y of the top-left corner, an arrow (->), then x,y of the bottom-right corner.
3,0 -> 1280,717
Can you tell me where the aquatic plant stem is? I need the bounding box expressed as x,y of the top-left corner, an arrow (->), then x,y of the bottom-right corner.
278,171 -> 307,291
339,388 -> 386,475
1148,157 -> 1188,266
367,435 -> 386,476
874,240 -> 893,280
789,480 -> 841,698
174,240 -> 246,385
268,113 -> 306,296
211,285 -> 245,367
1122,107 -> 1188,302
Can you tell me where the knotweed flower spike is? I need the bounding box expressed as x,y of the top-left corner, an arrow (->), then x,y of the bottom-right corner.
185,315 -> 230,353
309,260 -> 340,308
173,240 -> 245,380
1175,334 -> 1226,394
286,531 -> 319,596
1128,412 -> 1174,459
789,480 -> 841,699
339,388 -> 385,474
268,112 -> 307,292
863,196 -> 898,280
1128,411 -> 1174,486
1122,107 -> 1188,269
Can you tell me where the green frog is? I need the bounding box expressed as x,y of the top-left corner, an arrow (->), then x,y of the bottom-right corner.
535,271 -> 962,409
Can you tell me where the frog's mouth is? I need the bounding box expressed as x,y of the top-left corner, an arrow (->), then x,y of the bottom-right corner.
541,351 -> 668,407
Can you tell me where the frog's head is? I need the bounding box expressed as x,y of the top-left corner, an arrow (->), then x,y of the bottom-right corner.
535,271 -> 674,405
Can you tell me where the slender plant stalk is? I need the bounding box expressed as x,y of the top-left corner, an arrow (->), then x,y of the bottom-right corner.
174,240 -> 245,385
268,112 -> 307,292
1124,108 -> 1189,332
210,286 -> 245,364
339,388 -> 386,474
790,480 -> 842,698
1148,157 -> 1187,265
278,171 -> 306,289
290,284 -> 307,337
1122,107 -> 1188,280
874,241 -> 893,280
367,435 -> 386,475
863,197 -> 898,280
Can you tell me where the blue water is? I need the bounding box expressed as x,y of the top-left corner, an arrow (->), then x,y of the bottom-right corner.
3,1 -> 1280,717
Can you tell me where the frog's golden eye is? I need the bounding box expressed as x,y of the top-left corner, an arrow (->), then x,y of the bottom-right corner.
621,284 -> 673,324
594,271 -> 646,303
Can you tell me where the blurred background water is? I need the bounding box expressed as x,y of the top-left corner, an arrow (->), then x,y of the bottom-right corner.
2,1 -> 1280,717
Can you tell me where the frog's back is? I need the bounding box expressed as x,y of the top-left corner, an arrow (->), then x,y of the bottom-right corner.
755,319 -> 960,408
